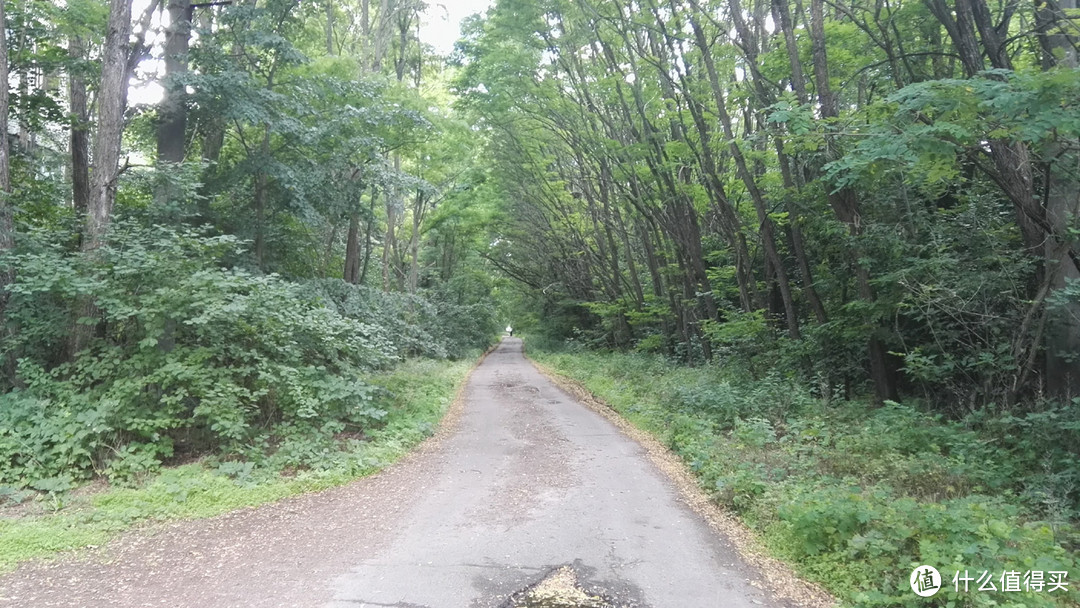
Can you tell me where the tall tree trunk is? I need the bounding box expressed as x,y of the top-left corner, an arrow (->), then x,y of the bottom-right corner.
382,157 -> 401,290
16,0 -> 34,157
201,119 -> 225,163
84,0 -> 133,251
1037,0 -> 1080,397
75,0 -> 133,356
0,0 -> 13,269
199,9 -> 225,164
394,8 -> 411,82
360,0 -> 370,61
0,0 -> 14,384
17,71 -> 31,155
767,0 -> 841,326
372,0 -> 392,71
772,0 -> 809,104
777,144 -> 828,324
407,191 -> 423,294
156,0 -> 191,166
69,36 -> 90,214
613,202 -> 645,309
155,0 -> 190,358
322,220 -> 338,277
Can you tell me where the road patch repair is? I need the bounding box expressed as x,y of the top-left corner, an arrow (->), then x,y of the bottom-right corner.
500,564 -> 617,608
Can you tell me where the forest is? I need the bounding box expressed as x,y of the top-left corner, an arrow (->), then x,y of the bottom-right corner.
0,0 -> 505,491
0,0 -> 1077,605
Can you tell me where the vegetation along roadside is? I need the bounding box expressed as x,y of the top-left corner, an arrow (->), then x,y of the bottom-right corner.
0,355 -> 478,574
528,344 -> 1080,608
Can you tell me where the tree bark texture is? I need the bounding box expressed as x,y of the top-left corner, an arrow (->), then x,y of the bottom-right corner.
69,37 -> 90,214
84,0 -> 134,251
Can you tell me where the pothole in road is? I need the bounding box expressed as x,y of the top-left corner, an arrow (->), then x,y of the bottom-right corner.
500,565 -> 621,608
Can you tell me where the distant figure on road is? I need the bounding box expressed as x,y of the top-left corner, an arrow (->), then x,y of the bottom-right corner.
506,325 -> 513,337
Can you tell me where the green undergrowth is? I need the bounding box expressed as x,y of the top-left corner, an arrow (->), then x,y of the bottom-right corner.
529,346 -> 1080,608
0,356 -> 473,573
0,225 -> 500,490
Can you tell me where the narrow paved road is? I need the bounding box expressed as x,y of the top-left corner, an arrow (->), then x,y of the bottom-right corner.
0,339 -> 801,608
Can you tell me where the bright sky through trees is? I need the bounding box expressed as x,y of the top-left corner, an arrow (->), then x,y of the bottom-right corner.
128,0 -> 493,104
419,0 -> 492,55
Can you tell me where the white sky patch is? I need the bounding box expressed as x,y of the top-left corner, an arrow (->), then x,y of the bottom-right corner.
129,0 -> 493,104
129,0 -> 165,105
419,0 -> 494,55
130,81 -> 164,105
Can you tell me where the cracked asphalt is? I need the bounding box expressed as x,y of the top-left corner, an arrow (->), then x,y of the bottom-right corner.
0,338 -> 794,608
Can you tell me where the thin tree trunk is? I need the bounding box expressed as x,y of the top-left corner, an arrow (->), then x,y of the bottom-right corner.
344,211 -> 361,283
360,0 -> 370,62
199,9 -> 225,164
323,220 -> 338,277
359,187 -> 378,285
772,0 -> 808,104
382,157 -> 399,290
0,0 -> 12,263
253,125 -> 270,270
689,12 -> 801,339
325,0 -> 334,55
613,203 -> 645,309
202,120 -> 225,163
810,0 -> 896,401
0,0 -> 13,384
407,191 -> 422,294
778,144 -> 828,324
372,0 -> 392,71
17,71 -> 31,155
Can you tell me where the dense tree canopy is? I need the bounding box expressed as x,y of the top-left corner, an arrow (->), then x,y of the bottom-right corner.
457,0 -> 1080,412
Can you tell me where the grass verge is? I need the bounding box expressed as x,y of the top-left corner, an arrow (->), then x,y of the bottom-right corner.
529,347 -> 1079,608
0,356 -> 474,573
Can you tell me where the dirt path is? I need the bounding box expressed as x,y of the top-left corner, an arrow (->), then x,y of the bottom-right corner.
0,339 -> 822,608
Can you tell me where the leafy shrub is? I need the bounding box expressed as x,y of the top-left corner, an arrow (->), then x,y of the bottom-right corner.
0,222 -> 396,487
733,417 -> 777,448
702,309 -> 775,375
714,465 -> 770,512
965,400 -> 1080,522
763,485 -> 1078,607
306,279 -> 498,359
